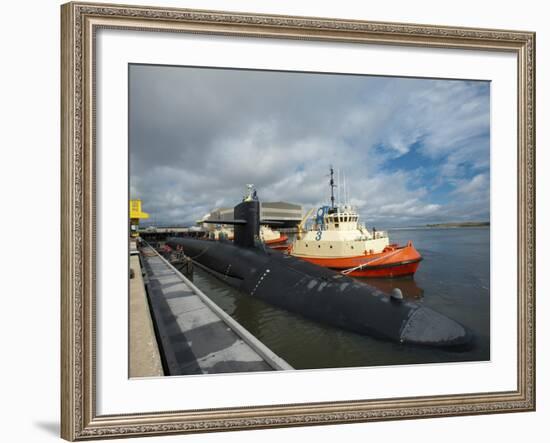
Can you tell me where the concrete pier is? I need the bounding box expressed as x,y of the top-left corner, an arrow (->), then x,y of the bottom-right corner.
140,244 -> 292,375
129,254 -> 164,378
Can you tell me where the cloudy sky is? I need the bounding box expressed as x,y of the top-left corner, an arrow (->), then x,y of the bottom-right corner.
129,64 -> 490,227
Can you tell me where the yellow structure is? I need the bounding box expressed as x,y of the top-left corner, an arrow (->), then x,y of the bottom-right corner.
129,199 -> 149,237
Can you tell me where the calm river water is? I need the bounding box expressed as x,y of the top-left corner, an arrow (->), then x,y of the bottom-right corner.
190,227 -> 490,369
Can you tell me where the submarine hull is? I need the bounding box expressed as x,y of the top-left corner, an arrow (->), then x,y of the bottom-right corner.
167,237 -> 472,348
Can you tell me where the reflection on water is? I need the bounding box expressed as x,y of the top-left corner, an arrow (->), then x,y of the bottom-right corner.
178,227 -> 490,370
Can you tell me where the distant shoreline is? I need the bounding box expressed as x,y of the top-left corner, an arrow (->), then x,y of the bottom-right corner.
387,221 -> 490,230
425,221 -> 490,228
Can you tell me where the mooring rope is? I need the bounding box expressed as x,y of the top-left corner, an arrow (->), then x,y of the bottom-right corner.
340,248 -> 403,275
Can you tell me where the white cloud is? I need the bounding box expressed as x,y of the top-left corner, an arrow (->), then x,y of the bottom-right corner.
130,66 -> 490,226
453,174 -> 489,196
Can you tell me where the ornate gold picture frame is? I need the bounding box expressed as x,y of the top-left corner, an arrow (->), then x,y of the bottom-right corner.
61,2 -> 535,440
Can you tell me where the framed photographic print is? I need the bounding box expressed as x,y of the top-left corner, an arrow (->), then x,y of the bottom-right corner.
61,1 -> 536,440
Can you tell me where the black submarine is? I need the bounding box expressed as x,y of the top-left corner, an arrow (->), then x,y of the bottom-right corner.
167,189 -> 472,348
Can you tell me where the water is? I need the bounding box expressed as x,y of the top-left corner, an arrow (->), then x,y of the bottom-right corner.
189,227 -> 490,370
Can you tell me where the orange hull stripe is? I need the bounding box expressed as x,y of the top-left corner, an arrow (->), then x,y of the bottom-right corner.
294,244 -> 421,269
265,234 -> 288,245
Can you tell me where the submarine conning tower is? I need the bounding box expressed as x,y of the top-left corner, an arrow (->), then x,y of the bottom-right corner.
203,184 -> 278,249
233,199 -> 261,248
169,186 -> 473,349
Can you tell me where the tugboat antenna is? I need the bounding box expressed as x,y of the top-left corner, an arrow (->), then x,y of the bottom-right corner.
329,166 -> 336,209
337,169 -> 341,207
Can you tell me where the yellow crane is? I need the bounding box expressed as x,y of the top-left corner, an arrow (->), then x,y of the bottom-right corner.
129,199 -> 149,237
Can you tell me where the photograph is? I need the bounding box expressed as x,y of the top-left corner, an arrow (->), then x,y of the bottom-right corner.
128,64 -> 491,377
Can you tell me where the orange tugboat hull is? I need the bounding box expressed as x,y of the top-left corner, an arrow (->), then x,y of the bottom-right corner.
292,242 -> 422,278
270,244 -> 292,252
264,234 -> 288,245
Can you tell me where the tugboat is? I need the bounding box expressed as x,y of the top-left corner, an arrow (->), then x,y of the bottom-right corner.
260,225 -> 288,247
208,224 -> 287,247
289,168 -> 422,278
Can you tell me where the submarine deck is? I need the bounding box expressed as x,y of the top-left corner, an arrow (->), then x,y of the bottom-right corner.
140,244 -> 293,375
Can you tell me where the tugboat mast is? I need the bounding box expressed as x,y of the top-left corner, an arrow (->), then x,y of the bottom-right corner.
330,166 -> 336,209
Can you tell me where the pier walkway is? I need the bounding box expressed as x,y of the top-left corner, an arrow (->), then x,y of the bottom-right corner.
140,244 -> 292,375
129,253 -> 164,378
